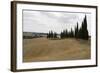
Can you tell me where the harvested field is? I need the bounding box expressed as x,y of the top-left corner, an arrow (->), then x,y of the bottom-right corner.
23,37 -> 91,62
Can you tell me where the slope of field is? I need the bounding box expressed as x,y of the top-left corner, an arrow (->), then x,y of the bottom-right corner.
23,37 -> 91,62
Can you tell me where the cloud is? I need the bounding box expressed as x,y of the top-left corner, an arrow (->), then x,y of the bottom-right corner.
23,10 -> 91,34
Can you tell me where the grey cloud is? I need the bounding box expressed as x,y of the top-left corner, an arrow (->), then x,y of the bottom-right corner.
23,10 -> 91,34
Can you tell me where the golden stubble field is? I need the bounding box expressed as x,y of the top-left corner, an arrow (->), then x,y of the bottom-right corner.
23,37 -> 91,62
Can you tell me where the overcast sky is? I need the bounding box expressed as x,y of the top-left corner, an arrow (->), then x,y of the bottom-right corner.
23,10 -> 91,35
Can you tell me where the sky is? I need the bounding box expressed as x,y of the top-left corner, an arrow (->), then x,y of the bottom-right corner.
23,10 -> 91,35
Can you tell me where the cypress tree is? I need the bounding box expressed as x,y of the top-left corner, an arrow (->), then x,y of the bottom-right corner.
54,32 -> 57,38
75,22 -> 79,38
77,15 -> 89,40
70,28 -> 74,37
65,29 -> 68,38
83,15 -> 89,40
50,31 -> 53,38
63,30 -> 66,38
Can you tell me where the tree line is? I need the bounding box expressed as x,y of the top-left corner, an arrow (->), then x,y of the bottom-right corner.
47,15 -> 89,40
47,31 -> 57,38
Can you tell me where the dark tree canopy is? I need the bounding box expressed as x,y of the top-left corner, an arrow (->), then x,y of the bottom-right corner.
75,22 -> 79,38
77,15 -> 89,40
47,30 -> 58,39
54,32 -> 57,38
47,15 -> 89,40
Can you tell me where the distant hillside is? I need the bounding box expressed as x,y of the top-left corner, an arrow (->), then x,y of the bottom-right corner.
23,32 -> 48,39
23,32 -> 47,35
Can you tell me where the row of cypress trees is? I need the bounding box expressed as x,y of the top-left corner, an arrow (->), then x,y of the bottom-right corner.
75,15 -> 89,40
47,31 -> 57,38
47,15 -> 89,40
60,28 -> 74,38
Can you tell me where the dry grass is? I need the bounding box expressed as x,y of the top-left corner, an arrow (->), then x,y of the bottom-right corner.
23,37 -> 91,62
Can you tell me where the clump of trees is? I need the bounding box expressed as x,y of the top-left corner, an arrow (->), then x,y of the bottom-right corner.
77,15 -> 89,40
60,28 -> 74,39
47,15 -> 89,40
47,31 -> 57,38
